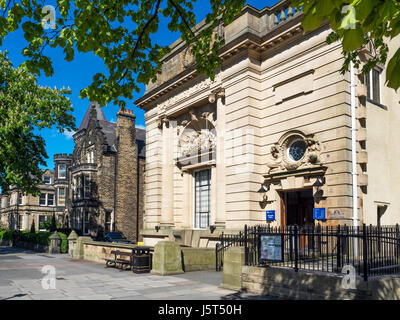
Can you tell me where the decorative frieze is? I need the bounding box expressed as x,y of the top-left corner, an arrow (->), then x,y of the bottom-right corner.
157,73 -> 222,115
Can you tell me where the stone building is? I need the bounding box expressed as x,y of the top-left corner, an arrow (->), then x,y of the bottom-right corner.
67,102 -> 145,241
0,155 -> 71,231
0,102 -> 146,243
135,0 -> 400,247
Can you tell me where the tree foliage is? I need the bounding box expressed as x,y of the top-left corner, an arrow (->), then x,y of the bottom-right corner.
0,50 -> 75,195
0,0 -> 245,108
292,0 -> 400,90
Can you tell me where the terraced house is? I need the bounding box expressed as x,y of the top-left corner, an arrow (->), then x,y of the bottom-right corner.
0,157 -> 70,231
135,0 -> 400,247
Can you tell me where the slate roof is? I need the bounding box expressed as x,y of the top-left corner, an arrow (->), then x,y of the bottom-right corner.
77,102 -> 145,157
78,101 -> 107,131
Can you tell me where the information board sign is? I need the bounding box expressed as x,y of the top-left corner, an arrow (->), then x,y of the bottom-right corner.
258,234 -> 284,262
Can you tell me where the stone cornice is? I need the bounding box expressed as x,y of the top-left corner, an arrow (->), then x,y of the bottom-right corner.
135,16 -> 308,110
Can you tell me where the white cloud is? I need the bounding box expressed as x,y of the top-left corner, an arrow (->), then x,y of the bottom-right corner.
136,124 -> 146,130
63,130 -> 75,140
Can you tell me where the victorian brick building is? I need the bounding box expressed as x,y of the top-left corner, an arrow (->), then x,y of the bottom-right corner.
67,102 -> 145,241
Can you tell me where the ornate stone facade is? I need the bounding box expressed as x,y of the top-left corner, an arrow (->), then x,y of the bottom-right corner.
135,0 -> 400,247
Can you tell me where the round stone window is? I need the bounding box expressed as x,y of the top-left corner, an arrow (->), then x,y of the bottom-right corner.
287,138 -> 307,162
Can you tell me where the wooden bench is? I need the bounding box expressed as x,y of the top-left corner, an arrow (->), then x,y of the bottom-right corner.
104,250 -> 133,270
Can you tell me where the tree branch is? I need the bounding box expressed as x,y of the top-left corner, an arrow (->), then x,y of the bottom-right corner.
117,0 -> 162,85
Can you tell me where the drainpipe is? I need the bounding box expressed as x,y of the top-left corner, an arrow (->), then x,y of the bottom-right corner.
350,61 -> 358,229
350,61 -> 359,258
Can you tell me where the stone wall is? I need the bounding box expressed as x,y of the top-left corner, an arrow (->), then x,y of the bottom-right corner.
81,240 -> 138,264
116,110 -> 139,242
181,247 -> 215,272
0,239 -> 49,253
241,265 -> 400,300
137,157 -> 145,242
72,237 -> 214,274
221,247 -> 245,291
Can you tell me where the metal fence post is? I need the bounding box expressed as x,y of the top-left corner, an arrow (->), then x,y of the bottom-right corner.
215,243 -> 219,271
294,225 -> 298,272
396,224 -> 399,264
244,224 -> 248,266
337,225 -> 341,272
363,223 -> 368,281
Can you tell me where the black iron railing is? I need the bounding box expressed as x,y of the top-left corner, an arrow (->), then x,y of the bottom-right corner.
216,224 -> 400,281
215,231 -> 245,271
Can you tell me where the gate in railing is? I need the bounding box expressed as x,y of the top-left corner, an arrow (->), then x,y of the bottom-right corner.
215,231 -> 244,271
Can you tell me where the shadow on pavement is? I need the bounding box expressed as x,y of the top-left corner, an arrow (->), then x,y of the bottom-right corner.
0,246 -> 38,255
2,294 -> 28,300
221,290 -> 281,300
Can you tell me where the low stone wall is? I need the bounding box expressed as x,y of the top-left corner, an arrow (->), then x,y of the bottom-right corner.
242,265 -> 400,300
0,239 -> 48,253
81,240 -> 139,263
181,247 -> 215,272
73,237 -> 215,274
221,247 -> 245,291
0,239 -> 11,247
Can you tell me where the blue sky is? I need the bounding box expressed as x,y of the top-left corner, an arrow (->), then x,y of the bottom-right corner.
1,0 -> 279,169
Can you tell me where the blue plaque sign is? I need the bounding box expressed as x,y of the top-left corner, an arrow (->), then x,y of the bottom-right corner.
313,208 -> 326,220
266,210 -> 275,221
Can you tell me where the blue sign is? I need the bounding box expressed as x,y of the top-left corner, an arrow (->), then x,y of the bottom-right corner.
266,210 -> 275,221
313,208 -> 326,220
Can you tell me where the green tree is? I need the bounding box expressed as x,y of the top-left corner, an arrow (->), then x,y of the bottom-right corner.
40,214 -> 59,231
0,0 -> 245,108
50,212 -> 56,232
30,218 -> 35,233
0,51 -> 75,195
292,0 -> 400,90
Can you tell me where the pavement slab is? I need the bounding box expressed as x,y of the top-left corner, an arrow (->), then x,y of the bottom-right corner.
0,245 -> 274,300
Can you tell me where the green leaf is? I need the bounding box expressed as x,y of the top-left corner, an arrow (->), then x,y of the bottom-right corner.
386,47 -> 400,90
342,27 -> 365,52
302,7 -> 325,32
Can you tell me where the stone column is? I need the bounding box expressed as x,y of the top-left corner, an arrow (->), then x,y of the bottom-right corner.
215,93 -> 226,228
160,119 -> 174,228
210,166 -> 217,225
49,232 -> 61,254
67,230 -> 78,256
182,171 -> 192,228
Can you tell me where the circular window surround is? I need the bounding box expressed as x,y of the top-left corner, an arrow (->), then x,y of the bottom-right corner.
286,137 -> 307,163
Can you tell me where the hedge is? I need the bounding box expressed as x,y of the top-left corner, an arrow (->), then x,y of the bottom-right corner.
0,230 -> 12,240
0,230 -> 68,254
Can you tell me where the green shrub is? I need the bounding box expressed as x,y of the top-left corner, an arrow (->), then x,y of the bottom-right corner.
0,229 -> 68,253
0,229 -> 12,240
58,232 -> 68,254
30,220 -> 36,233
17,231 -> 68,253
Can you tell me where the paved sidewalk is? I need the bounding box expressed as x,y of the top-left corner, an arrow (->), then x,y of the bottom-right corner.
0,246 -> 271,300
